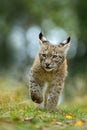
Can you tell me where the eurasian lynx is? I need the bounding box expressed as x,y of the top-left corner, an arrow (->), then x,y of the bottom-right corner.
29,32 -> 71,111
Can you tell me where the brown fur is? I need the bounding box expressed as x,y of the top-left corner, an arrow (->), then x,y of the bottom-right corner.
29,33 -> 71,111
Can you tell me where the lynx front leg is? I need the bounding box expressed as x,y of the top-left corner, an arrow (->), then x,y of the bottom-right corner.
46,82 -> 64,111
29,72 -> 43,104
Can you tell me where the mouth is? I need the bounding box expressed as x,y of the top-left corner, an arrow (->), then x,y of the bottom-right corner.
44,67 -> 53,72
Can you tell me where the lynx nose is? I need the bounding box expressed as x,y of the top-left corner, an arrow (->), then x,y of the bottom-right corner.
46,63 -> 50,68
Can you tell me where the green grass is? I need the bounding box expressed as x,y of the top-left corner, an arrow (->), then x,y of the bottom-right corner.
0,77 -> 87,130
0,101 -> 87,130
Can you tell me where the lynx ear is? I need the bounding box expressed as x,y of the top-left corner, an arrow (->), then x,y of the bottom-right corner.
59,37 -> 71,55
39,32 -> 47,45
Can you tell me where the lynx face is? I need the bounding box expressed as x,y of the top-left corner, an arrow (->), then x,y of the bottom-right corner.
39,33 -> 71,72
39,44 -> 64,71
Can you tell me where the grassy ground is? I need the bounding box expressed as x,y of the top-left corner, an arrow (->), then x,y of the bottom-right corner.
0,77 -> 87,130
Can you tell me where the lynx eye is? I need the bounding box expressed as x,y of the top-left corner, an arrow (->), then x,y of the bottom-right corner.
42,54 -> 46,57
52,55 -> 62,59
53,55 -> 57,58
58,55 -> 62,59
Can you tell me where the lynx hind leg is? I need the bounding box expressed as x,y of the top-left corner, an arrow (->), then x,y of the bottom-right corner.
29,74 -> 43,104
46,93 -> 58,112
46,84 -> 63,112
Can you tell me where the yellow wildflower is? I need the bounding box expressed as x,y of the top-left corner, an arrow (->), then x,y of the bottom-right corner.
75,120 -> 85,127
65,114 -> 73,119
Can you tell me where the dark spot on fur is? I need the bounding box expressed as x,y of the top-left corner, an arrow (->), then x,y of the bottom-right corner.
59,83 -> 62,86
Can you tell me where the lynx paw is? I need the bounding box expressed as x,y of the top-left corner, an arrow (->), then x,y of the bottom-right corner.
31,92 -> 43,104
31,94 -> 43,104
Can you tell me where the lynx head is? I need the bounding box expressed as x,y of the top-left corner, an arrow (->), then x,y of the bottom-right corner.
38,32 -> 71,72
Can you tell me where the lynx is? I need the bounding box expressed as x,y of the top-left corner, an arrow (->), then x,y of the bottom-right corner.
29,32 -> 71,111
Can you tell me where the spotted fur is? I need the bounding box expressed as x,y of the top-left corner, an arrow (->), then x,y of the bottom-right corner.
29,33 -> 71,111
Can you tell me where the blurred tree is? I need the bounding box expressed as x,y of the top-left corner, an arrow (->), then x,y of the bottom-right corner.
0,0 -> 87,75
68,0 -> 87,76
0,0 -> 87,99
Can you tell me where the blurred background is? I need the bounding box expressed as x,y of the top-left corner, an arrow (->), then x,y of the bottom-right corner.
0,0 -> 87,103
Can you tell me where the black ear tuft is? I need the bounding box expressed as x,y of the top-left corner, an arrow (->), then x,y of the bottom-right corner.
39,32 -> 43,40
67,36 -> 71,43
